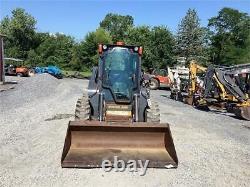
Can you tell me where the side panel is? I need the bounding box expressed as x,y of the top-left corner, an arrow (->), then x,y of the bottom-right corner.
138,86 -> 149,122
88,67 -> 98,97
88,67 -> 100,120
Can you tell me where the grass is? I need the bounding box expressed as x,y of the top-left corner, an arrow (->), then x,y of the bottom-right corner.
62,70 -> 92,78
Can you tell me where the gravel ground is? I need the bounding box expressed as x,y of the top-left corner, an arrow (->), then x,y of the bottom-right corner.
0,75 -> 249,187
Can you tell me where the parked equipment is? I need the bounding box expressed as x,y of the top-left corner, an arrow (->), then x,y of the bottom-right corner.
4,64 -> 30,77
183,60 -> 207,105
61,42 -> 178,168
35,65 -> 63,79
148,69 -> 172,90
148,66 -> 189,90
170,60 -> 207,105
202,65 -> 250,120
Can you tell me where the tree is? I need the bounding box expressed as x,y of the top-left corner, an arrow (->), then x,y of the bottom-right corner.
126,25 -> 175,69
208,8 -> 250,65
0,8 -> 37,60
150,26 -> 175,68
78,28 -> 112,68
34,33 -> 74,67
125,25 -> 152,68
175,9 -> 207,65
100,13 -> 133,42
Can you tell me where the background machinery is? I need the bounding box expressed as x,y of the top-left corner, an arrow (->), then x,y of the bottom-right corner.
61,42 -> 178,168
148,66 -> 189,90
148,69 -> 172,90
202,64 -> 250,120
184,60 -> 207,106
170,60 -> 250,120
170,60 -> 206,105
4,58 -> 32,77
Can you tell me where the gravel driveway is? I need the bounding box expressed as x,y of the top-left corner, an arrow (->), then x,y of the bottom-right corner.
0,75 -> 249,186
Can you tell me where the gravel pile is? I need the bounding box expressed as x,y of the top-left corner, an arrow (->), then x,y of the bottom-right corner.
1,74 -> 60,110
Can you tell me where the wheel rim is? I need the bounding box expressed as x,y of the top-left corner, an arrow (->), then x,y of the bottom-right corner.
150,81 -> 157,89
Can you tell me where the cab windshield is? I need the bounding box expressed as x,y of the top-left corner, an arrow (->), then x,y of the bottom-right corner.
102,47 -> 139,101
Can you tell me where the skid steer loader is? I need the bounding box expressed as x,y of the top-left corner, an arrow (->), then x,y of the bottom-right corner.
61,42 -> 178,168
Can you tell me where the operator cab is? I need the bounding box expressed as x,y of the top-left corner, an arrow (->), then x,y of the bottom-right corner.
99,42 -> 143,103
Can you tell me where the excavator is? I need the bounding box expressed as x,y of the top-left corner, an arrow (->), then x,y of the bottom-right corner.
61,42 -> 178,168
202,65 -> 250,120
172,60 -> 250,120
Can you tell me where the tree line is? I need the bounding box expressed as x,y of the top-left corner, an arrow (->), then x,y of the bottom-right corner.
0,7 -> 249,71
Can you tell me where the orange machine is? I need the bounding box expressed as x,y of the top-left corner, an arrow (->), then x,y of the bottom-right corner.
149,69 -> 172,90
5,64 -> 29,77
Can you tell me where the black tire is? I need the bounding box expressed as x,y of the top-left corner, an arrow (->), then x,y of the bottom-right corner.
75,95 -> 91,120
56,74 -> 63,79
149,78 -> 159,90
146,101 -> 160,122
16,73 -> 23,77
28,69 -> 35,77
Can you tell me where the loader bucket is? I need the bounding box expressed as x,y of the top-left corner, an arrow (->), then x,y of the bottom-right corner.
61,121 -> 178,168
234,106 -> 250,121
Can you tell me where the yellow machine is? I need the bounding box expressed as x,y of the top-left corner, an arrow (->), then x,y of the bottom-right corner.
182,61 -> 250,120
202,65 -> 250,120
183,60 -> 207,105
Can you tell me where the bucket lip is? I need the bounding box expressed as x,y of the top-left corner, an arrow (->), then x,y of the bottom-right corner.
68,120 -> 170,128
61,162 -> 178,169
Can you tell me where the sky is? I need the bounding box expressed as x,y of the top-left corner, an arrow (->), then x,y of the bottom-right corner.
1,0 -> 250,40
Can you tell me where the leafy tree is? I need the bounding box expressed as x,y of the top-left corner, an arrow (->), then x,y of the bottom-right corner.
100,13 -> 133,42
76,28 -> 112,69
208,7 -> 250,65
34,33 -> 74,67
2,7 -> 248,72
26,49 -> 41,67
69,43 -> 84,71
0,8 -> 37,60
126,25 -> 175,69
125,26 -> 152,68
150,26 -> 175,68
175,9 -> 207,64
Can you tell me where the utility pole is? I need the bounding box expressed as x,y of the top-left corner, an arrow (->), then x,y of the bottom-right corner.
0,34 -> 6,84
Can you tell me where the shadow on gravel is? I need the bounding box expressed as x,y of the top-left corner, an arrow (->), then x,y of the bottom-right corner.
243,125 -> 250,130
200,108 -> 247,121
158,87 -> 171,91
162,112 -> 176,116
0,81 -> 18,92
160,95 -> 170,99
229,115 -> 248,121
45,114 -> 74,121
